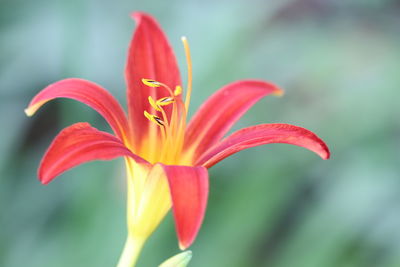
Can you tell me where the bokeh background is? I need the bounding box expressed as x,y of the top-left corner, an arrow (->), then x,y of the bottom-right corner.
1,0 -> 400,266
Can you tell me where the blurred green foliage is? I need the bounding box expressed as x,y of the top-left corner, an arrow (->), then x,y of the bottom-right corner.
1,0 -> 400,266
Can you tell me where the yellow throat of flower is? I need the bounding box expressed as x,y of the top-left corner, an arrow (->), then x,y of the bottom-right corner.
141,37 -> 193,165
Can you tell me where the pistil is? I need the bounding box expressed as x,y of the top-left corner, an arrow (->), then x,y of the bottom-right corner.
181,36 -> 193,112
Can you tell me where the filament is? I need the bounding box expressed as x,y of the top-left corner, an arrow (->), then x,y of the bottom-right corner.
181,36 -> 193,112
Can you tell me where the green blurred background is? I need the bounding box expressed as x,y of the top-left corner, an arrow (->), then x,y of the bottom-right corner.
1,0 -> 400,266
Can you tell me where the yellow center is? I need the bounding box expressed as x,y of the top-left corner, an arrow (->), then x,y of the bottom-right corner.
141,37 -> 193,165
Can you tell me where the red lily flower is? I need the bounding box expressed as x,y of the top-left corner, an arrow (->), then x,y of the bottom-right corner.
26,12 -> 330,264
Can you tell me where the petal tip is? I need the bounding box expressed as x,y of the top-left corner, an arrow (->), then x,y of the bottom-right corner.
317,139 -> 330,160
159,250 -> 192,267
131,11 -> 141,20
39,175 -> 51,185
273,87 -> 285,97
38,167 -> 52,184
178,241 -> 190,251
322,148 -> 331,160
24,107 -> 34,117
24,101 -> 46,117
131,11 -> 151,23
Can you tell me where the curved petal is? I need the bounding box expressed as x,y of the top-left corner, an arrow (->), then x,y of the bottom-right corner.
184,80 -> 283,161
197,123 -> 330,168
126,12 -> 181,148
25,78 -> 130,141
159,164 -> 209,250
39,122 -> 148,184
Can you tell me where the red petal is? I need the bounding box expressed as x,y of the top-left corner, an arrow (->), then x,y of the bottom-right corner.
184,80 -> 282,161
25,78 -> 130,141
126,12 -> 181,147
39,122 -> 147,184
159,164 -> 209,250
197,123 -> 330,168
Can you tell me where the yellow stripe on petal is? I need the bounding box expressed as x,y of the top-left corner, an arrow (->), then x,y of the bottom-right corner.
130,164 -> 171,239
24,100 -> 48,116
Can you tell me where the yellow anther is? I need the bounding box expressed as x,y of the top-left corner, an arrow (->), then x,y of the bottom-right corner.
174,85 -> 182,96
144,110 -> 165,126
148,96 -> 161,111
142,78 -> 161,88
144,110 -> 153,120
156,97 -> 174,107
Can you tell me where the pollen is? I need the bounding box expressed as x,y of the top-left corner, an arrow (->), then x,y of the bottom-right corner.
156,97 -> 174,106
148,96 -> 161,111
174,85 -> 182,96
142,78 -> 161,87
144,110 -> 165,126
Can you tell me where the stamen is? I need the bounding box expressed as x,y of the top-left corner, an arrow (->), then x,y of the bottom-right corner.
144,111 -> 165,126
156,97 -> 174,106
174,85 -> 182,96
142,78 -> 161,88
181,36 -> 193,111
148,96 -> 161,111
153,117 -> 165,126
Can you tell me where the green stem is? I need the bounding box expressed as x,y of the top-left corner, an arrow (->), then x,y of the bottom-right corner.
116,236 -> 145,267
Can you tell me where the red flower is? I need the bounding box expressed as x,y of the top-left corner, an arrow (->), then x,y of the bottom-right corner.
26,12 -> 329,256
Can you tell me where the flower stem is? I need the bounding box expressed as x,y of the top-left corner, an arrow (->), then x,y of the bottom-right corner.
116,236 -> 145,267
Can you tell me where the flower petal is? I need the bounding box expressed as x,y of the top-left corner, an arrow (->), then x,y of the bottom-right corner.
25,78 -> 130,141
197,123 -> 330,168
159,251 -> 192,267
159,164 -> 209,250
184,80 -> 282,162
131,163 -> 171,239
126,12 -> 181,147
39,122 -> 147,184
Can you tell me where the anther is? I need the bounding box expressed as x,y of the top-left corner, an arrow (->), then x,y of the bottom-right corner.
174,85 -> 182,96
144,111 -> 165,126
142,78 -> 161,87
148,96 -> 161,111
156,97 -> 174,106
